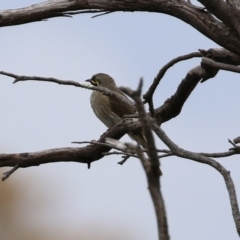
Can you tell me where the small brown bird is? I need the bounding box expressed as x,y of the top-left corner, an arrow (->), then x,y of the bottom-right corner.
85,73 -> 148,150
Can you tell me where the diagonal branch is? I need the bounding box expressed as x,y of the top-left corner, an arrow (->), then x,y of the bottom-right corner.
122,80 -> 169,240
152,123 -> 240,236
143,51 -> 202,115
198,0 -> 240,36
150,48 -> 240,125
154,65 -> 215,124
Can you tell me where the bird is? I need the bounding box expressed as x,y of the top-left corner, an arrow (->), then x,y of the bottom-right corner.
85,73 -> 148,151
86,73 -> 162,175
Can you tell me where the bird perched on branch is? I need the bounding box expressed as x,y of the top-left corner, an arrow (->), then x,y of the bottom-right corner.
85,73 -> 148,150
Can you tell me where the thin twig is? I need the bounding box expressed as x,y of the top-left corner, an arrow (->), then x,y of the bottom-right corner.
0,71 -> 136,112
103,150 -> 136,158
229,138 -> 237,147
118,155 -> 131,165
2,165 -> 19,181
72,141 -> 93,144
65,10 -> 108,15
92,11 -> 114,18
103,151 -> 135,157
159,153 -> 173,158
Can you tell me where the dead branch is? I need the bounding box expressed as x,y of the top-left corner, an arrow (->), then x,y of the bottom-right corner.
122,80 -> 169,240
198,0 -> 240,36
234,137 -> 240,144
151,47 -> 240,124
143,51 -> 202,115
199,48 -> 240,65
154,65 -> 210,124
1,46 -> 239,127
0,65 -> 204,127
152,123 -> 240,236
0,71 -> 136,112
1,1 -> 240,55
0,119 -> 143,178
201,57 -> 240,73
200,150 -> 239,158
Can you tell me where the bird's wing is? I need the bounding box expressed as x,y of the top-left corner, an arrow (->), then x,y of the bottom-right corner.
108,88 -> 135,118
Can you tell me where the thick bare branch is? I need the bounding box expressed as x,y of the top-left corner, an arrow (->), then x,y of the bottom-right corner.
199,48 -> 240,65
154,65 -> 210,124
227,0 -> 240,8
143,48 -> 240,124
149,48 -> 240,124
1,48 -> 239,180
198,0 -> 240,36
143,51 -> 202,115
1,0 -> 240,55
0,119 -> 144,178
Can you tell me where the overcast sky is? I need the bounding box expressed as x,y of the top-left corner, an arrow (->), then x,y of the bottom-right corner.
1,1 -> 240,240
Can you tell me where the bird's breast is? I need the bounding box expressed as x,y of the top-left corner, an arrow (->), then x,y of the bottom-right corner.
90,91 -> 122,128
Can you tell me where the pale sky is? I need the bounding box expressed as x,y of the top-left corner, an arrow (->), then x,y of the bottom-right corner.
1,1 -> 240,240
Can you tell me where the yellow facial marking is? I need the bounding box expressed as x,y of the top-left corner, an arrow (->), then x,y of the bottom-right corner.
91,78 -> 100,86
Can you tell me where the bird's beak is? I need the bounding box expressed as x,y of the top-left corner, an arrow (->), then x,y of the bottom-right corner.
85,79 -> 94,86
85,79 -> 99,86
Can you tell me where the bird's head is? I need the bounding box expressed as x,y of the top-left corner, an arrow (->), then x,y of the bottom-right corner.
85,73 -> 116,88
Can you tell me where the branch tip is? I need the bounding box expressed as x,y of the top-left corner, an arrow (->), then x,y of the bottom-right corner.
2,165 -> 19,181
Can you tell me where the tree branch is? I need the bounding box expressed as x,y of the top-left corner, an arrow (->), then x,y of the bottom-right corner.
0,66 -> 204,127
143,48 -> 240,125
150,48 -> 240,124
0,71 -> 136,112
152,123 -> 240,236
1,0 -> 240,55
143,51 -> 202,115
122,80 -> 169,240
198,0 -> 240,36
201,57 -> 240,74
1,46 -> 234,128
0,119 -> 144,178
154,65 -> 213,124
1,48 -> 239,182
